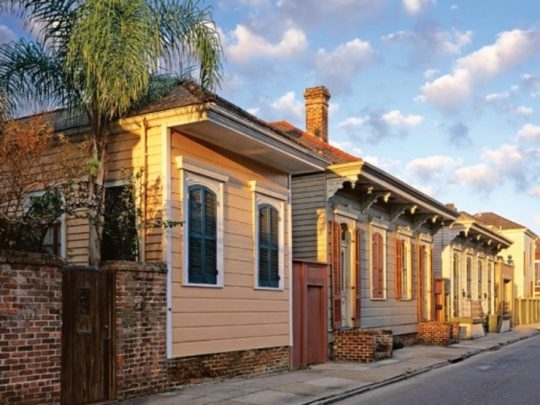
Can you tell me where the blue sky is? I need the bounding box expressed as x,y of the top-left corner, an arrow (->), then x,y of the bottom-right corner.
1,0 -> 540,234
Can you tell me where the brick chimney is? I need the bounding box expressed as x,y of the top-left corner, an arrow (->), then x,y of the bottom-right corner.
304,86 -> 330,142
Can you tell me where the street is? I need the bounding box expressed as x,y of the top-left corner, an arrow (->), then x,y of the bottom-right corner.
339,334 -> 540,405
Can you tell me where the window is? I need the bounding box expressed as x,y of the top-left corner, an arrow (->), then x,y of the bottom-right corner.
487,262 -> 492,314
478,259 -> 483,299
396,236 -> 412,300
24,190 -> 65,258
466,257 -> 472,299
188,185 -> 218,285
453,252 -> 460,317
251,181 -> 286,290
258,204 -> 280,288
102,185 -> 138,261
181,165 -> 226,288
371,230 -> 385,299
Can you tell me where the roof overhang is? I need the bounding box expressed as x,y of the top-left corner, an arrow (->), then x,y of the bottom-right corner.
169,103 -> 329,175
326,161 -> 458,228
451,219 -> 513,251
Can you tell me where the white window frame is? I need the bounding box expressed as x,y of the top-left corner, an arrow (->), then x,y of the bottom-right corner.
180,168 -> 227,288
24,190 -> 67,259
398,234 -> 413,300
369,224 -> 387,300
250,181 -> 286,291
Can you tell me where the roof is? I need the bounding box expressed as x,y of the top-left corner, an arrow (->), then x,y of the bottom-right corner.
271,121 -> 360,164
456,211 -> 513,248
475,212 -> 538,238
15,82 -> 317,155
272,120 -> 458,221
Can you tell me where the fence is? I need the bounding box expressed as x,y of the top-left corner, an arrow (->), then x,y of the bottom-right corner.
513,298 -> 540,326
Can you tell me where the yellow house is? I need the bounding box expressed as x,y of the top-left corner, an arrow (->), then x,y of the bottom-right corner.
432,210 -> 512,338
475,212 -> 538,299
32,82 -> 329,388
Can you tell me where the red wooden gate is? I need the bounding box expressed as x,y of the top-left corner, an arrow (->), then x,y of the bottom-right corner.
62,268 -> 114,404
292,261 -> 328,369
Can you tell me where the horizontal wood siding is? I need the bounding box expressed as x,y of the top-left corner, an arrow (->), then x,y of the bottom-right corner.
170,131 -> 291,358
291,173 -> 327,262
359,226 -> 419,335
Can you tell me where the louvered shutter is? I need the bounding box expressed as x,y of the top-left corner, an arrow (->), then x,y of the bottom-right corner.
372,232 -> 384,298
353,228 -> 361,328
330,221 -> 342,329
188,186 -> 217,284
418,244 -> 426,321
395,238 -> 403,300
259,205 -> 280,288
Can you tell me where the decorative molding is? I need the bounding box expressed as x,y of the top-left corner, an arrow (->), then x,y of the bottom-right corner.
326,178 -> 352,200
176,156 -> 229,183
249,180 -> 288,201
326,161 -> 363,200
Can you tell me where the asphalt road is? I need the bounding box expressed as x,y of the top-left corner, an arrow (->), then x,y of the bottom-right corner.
338,334 -> 540,405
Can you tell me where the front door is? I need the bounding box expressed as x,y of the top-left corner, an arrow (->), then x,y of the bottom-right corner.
340,228 -> 351,327
61,268 -> 113,404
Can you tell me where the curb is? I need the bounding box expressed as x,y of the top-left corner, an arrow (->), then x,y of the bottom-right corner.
307,331 -> 539,405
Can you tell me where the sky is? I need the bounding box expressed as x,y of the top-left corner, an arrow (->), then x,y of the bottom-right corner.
1,0 -> 540,235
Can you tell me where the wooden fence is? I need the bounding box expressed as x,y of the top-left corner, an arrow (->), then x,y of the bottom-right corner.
513,298 -> 540,326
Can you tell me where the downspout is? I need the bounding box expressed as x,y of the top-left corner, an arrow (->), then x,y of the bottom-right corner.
139,118 -> 148,262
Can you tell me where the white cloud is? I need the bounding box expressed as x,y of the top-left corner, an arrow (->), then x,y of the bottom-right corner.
363,155 -> 402,172
517,124 -> 540,141
529,186 -> 540,198
314,38 -> 377,93
338,110 -> 423,142
450,4 -> 458,11
270,91 -> 303,120
452,163 -> 499,191
521,73 -> 540,97
329,140 -> 363,158
338,116 -> 368,132
406,155 -> 462,181
424,68 -> 439,79
382,110 -> 423,128
246,107 -> 260,116
485,90 -> 513,102
225,25 -> 307,64
512,106 -> 533,117
402,0 -> 436,14
420,29 -> 540,111
382,27 -> 472,58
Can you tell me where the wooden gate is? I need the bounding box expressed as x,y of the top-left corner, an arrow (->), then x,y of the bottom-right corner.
62,268 -> 114,404
292,261 -> 328,369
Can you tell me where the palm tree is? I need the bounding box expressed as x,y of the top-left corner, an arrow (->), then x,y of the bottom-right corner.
0,0 -> 222,264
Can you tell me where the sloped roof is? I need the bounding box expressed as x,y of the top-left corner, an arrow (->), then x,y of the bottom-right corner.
271,121 -> 360,164
457,211 -> 513,247
475,212 -> 538,238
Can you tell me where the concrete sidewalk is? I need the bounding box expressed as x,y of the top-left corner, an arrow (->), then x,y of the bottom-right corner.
124,325 -> 540,405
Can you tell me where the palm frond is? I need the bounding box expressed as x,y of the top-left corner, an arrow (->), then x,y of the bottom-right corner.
0,39 -> 76,114
149,0 -> 222,90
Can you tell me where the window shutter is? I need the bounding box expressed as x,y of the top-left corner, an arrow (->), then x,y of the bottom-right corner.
372,232 -> 384,299
258,205 -> 279,288
395,238 -> 403,300
354,228 -> 361,328
330,220 -> 342,329
418,244 -> 426,321
188,186 -> 217,284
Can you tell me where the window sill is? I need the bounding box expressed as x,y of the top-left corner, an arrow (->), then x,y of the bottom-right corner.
370,298 -> 387,301
182,282 -> 223,289
255,286 -> 284,292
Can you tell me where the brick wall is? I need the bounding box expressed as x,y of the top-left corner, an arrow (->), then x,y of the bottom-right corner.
0,252 -> 63,405
333,329 -> 393,362
417,321 -> 460,346
106,261 -> 168,400
168,346 -> 290,386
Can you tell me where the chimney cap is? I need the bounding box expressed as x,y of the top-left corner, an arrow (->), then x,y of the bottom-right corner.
304,86 -> 331,100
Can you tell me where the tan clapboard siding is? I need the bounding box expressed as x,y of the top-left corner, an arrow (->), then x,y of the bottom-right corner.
173,335 -> 287,358
291,173 -> 327,261
169,130 -> 291,358
173,312 -> 286,327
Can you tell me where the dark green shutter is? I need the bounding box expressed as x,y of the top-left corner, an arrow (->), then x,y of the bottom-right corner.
188,185 -> 217,284
258,205 -> 279,288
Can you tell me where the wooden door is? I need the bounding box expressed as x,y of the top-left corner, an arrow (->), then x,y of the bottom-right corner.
62,268 -> 114,404
292,261 -> 327,369
418,245 -> 426,321
434,278 -> 445,321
